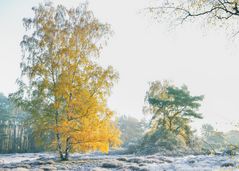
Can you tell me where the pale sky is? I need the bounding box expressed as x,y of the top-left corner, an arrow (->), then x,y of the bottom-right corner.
1,0 -> 239,133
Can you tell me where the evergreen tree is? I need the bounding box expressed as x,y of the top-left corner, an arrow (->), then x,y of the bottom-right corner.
142,80 -> 203,151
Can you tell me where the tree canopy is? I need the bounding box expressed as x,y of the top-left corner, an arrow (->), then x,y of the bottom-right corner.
11,2 -> 121,160
142,81 -> 203,151
147,0 -> 239,35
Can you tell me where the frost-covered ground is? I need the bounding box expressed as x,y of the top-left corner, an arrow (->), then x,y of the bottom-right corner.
0,152 -> 239,171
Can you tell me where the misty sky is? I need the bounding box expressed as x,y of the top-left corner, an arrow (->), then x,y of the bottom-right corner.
1,0 -> 239,133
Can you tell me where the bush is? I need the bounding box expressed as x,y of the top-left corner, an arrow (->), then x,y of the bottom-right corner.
136,127 -> 188,155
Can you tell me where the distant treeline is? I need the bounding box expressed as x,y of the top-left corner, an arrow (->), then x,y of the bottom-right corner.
0,121 -> 35,153
3,85 -> 239,155
0,93 -> 44,153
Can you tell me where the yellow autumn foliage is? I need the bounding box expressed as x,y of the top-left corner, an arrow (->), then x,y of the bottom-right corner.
13,2 -> 121,160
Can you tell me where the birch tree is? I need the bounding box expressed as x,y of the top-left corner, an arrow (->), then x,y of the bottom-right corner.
11,2 -> 121,160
